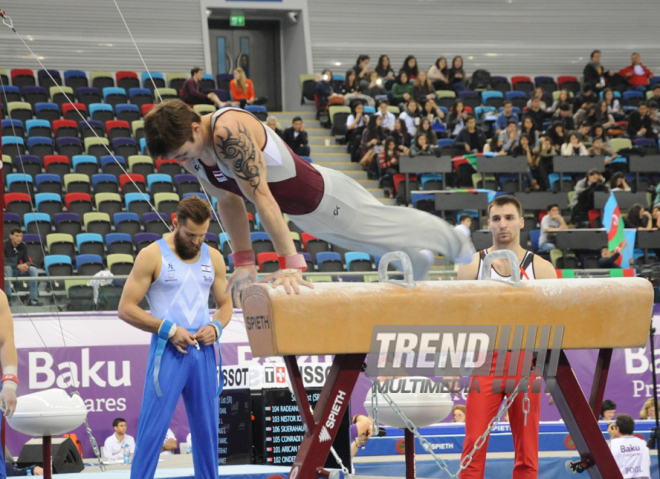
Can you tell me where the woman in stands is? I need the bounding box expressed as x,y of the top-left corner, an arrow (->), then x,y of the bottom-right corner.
448,56 -> 467,92
401,55 -> 419,81
521,116 -> 539,147
428,57 -> 449,90
534,135 -> 556,190
603,88 -> 623,120
447,100 -> 468,137
392,71 -> 414,108
413,70 -> 437,105
230,67 -> 267,108
511,133 -> 541,191
346,102 -> 368,145
410,132 -> 434,157
392,118 -> 411,156
595,100 -> 616,128
423,99 -> 445,124
609,172 -> 631,192
360,115 -> 386,174
651,206 -> 660,230
549,89 -> 572,114
526,87 -> 548,111
342,70 -> 375,107
547,121 -> 566,152
484,133 -> 506,155
399,99 -> 423,137
353,54 -> 372,86
379,136 -> 401,198
375,55 -> 396,83
363,71 -> 388,102
314,69 -> 342,110
418,118 -> 438,147
561,131 -> 588,156
624,204 -> 657,231
589,124 -> 612,149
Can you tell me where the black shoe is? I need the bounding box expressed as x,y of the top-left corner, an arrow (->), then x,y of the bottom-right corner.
28,299 -> 43,306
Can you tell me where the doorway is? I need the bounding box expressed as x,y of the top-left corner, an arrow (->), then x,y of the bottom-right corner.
208,19 -> 282,112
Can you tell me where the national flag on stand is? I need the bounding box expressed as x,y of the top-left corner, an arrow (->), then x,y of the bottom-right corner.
603,193 -> 625,266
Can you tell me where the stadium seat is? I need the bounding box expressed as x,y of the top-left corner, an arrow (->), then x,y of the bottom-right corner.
76,87 -> 101,109
200,73 -> 216,92
131,120 -> 145,141
435,90 -> 457,109
142,72 -> 166,91
153,88 -> 179,101
61,103 -> 86,122
107,253 -> 135,276
5,193 -> 32,219
46,233 -> 75,257
557,76 -> 580,93
256,252 -> 279,273
174,174 -> 200,195
23,86 -> 49,109
157,159 -> 182,179
125,192 -> 151,219
2,136 -> 26,159
13,155 -> 41,179
101,155 -> 127,180
316,251 -> 343,272
84,212 -> 112,237
1,86 -> 21,106
76,233 -> 105,257
11,69 -> 36,92
56,137 -> 83,159
106,233 -> 134,256
105,119 -> 131,142
167,72 -> 188,92
116,104 -> 141,124
113,138 -> 138,158
95,192 -> 123,220
54,212 -> 82,237
44,155 -> 71,180
90,71 -> 114,91
128,88 -> 154,110
141,104 -> 155,117
49,86 -> 75,110
84,137 -> 110,159
140,138 -> 147,155
52,119 -> 79,139
116,71 -> 140,91
135,232 -> 159,253
89,103 -> 114,125
65,192 -> 93,217
6,173 -> 33,196
24,212 -> 52,236
611,138 -> 633,152
64,173 -> 91,194
154,192 -> 180,216
79,119 -> 105,139
511,76 -> 534,93
22,234 -> 45,268
482,91 -> 504,109
4,214 -> 21,240
193,104 -> 216,115
26,119 -> 51,138
28,136 -> 54,159
36,192 -> 63,220
143,212 -> 170,236
1,119 -> 24,138
92,173 -> 119,194
128,155 -> 154,177
120,173 -> 146,194
245,105 -> 268,121
75,254 -> 105,276
44,254 -> 73,277
345,252 -> 373,272
103,87 -> 128,108
7,101 -> 33,124
250,232 -> 275,255
623,91 -> 644,107
114,212 -> 141,238
490,76 -> 511,93
36,173 -> 62,195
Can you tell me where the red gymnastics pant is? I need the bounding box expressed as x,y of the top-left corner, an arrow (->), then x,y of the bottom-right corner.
459,352 -> 541,479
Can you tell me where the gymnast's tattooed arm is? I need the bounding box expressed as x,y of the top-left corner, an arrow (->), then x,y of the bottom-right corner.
215,123 -> 262,193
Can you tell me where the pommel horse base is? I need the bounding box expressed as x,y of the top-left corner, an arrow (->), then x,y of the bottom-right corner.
242,274 -> 654,479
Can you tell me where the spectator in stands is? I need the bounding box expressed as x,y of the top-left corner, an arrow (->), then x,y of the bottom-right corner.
379,137 -> 400,198
640,398 -> 656,419
314,69 -> 342,109
511,133 -> 541,191
534,136 -> 556,191
346,102 -> 367,145
609,172 -> 631,192
495,101 -> 519,134
549,89 -> 572,114
619,53 -> 654,91
455,215 -> 472,238
4,229 -> 41,306
413,70 -> 436,104
376,100 -> 396,132
547,122 -> 566,153
577,122 -> 592,143
502,119 -> 519,153
607,414 -> 651,479
266,116 -> 283,139
103,417 -> 136,460
553,102 -> 576,132
230,67 -> 267,108
353,54 -> 372,87
423,98 -> 445,123
648,100 -> 660,137
573,83 -> 599,113
418,118 -> 438,147
601,399 -> 617,420
4,462 -> 43,476
342,70 -> 375,107
628,102 -> 657,140
392,118 -> 411,156
428,57 -> 449,90
652,205 -> 660,229
571,169 -> 608,222
521,116 -> 539,147
453,404 -> 467,422
583,50 -> 612,91
448,56 -> 467,92
561,132 -> 588,156
392,71 -> 414,107
538,204 -> 568,253
594,101 -> 616,129
161,428 -> 177,455
360,115 -> 386,173
484,134 -> 506,155
589,124 -> 611,148
524,96 -> 546,132
411,132 -> 434,157
363,71 -> 388,102
454,116 -> 487,154
448,100 -> 468,137
526,87 -> 548,111
603,88 -> 622,118
399,99 -> 422,136
282,116 -> 311,157
401,55 -> 419,81
599,240 -> 631,269
625,204 -> 657,231
574,103 -> 598,128
591,137 -> 618,162
181,67 -> 230,108
375,55 -> 396,82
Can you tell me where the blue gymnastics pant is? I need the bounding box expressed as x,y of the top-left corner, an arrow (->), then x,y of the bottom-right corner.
0,417 -> 5,479
130,334 -> 221,479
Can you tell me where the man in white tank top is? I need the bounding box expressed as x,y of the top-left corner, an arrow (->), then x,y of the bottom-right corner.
118,197 -> 232,479
608,414 -> 651,479
144,100 -> 474,294
458,196 -> 555,479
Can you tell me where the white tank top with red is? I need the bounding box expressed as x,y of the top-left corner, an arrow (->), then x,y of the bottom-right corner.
476,249 -> 536,281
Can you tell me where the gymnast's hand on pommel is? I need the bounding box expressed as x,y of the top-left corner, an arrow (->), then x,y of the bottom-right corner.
260,268 -> 313,294
225,265 -> 259,294
0,386 -> 17,419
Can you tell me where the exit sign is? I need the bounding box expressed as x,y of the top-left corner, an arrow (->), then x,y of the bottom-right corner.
230,15 -> 245,27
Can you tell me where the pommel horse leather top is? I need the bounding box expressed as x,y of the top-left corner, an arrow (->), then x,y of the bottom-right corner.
241,278 -> 653,479
242,278 -> 654,357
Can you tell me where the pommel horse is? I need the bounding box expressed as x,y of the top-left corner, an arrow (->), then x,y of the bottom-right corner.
242,252 -> 654,479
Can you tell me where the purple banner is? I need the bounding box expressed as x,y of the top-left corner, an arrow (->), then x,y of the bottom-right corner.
7,306 -> 660,459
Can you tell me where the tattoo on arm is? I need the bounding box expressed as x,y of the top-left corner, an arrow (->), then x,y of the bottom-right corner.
215,124 -> 262,193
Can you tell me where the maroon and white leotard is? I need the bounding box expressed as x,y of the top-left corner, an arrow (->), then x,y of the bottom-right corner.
189,107 -> 325,215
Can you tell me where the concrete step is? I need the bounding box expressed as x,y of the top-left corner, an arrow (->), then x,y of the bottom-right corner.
278,119 -> 322,129
309,137 -> 337,145
340,170 -> 370,180
315,161 -> 361,171
310,154 -> 351,163
270,111 -> 316,121
309,145 -> 346,153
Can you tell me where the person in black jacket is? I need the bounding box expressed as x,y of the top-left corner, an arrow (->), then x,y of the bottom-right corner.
282,117 -> 311,157
454,116 -> 487,153
573,83 -> 599,112
598,241 -> 632,268
5,461 -> 43,476
583,50 -> 612,92
4,229 -> 41,306
627,102 -> 658,140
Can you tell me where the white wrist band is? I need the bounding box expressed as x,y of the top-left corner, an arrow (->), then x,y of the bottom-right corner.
3,366 -> 17,376
2,381 -> 17,392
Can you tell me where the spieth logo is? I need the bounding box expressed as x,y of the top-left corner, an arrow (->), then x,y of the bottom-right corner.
319,425 -> 332,443
325,390 -> 347,430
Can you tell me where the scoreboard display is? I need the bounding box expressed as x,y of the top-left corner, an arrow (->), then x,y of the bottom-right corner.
261,387 -> 351,469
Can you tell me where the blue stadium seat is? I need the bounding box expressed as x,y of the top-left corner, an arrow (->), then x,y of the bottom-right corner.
44,254 -> 72,275
35,173 -> 62,191
437,138 -> 454,148
24,212 -> 51,234
102,87 -> 127,103
75,254 -> 104,273
25,119 -> 51,137
345,252 -> 372,271
316,251 -> 343,270
76,233 -> 104,255
7,173 -> 33,190
35,192 -> 61,211
147,173 -> 173,193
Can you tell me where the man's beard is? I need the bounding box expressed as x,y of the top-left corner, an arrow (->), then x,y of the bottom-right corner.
174,230 -> 201,260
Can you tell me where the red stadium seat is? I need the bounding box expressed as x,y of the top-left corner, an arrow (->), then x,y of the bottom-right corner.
301,232 -> 317,250
61,103 -> 87,121
141,104 -> 155,117
257,252 -> 279,272
119,173 -> 146,192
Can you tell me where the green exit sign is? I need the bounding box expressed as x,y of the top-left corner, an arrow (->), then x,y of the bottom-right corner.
230,15 -> 245,27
